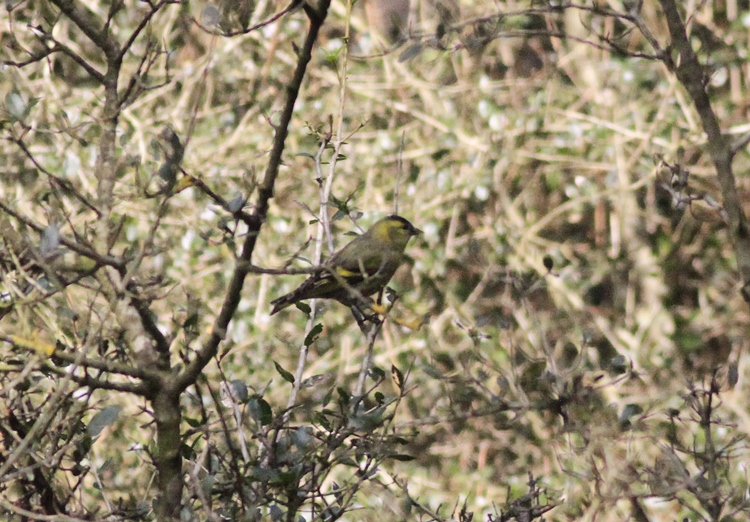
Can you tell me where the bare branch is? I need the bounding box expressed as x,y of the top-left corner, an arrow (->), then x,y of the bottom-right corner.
8,135 -> 102,217
0,200 -> 125,269
1,335 -> 157,381
283,135 -> 335,420
53,348 -> 157,381
3,47 -> 56,68
129,293 -> 171,357
181,169 -> 256,225
118,0 -> 171,60
657,0 -> 750,302
191,0 -> 298,38
41,362 -> 149,394
0,497 -> 93,522
731,133 -> 750,156
53,41 -> 107,84
47,0 -> 120,60
174,0 -> 333,395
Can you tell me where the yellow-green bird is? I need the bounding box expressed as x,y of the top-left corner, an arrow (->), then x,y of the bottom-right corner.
270,215 -> 421,315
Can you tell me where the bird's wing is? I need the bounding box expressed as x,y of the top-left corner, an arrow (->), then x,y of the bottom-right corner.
270,233 -> 396,314
328,237 -> 385,280
269,270 -> 337,313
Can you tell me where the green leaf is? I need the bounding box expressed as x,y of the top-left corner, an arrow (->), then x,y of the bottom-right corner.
388,454 -> 416,462
608,355 -> 629,374
301,374 -> 325,388
25,96 -> 40,115
5,91 -> 26,121
294,302 -> 311,315
230,379 -> 249,403
185,416 -> 205,428
314,411 -> 331,431
292,426 -> 312,448
729,363 -> 739,388
183,312 -> 199,330
250,466 -> 280,483
202,475 -> 215,497
73,435 -> 93,462
249,396 -> 273,426
369,366 -> 385,381
422,364 -> 443,379
322,387 -> 334,407
337,387 -> 350,407
274,361 -> 295,383
399,43 -> 424,62
276,471 -> 298,486
87,405 -> 123,437
181,443 -> 196,460
391,365 -> 405,390
258,399 -> 273,426
430,148 -> 451,161
619,403 -> 643,426
304,323 -> 323,347
227,193 -> 245,212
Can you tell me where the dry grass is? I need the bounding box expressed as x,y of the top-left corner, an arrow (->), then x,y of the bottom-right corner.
3,0 -> 750,520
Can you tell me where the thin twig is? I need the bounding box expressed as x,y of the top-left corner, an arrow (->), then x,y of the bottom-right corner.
731,133 -> 750,156
40,363 -> 149,394
318,129 -> 335,254
174,0 -> 332,394
354,324 -> 380,398
47,0 -> 120,60
394,131 -> 406,215
0,346 -> 93,479
283,137 -> 334,420
8,136 -> 101,217
191,0 -> 298,38
118,0 -> 171,60
657,0 -> 750,302
182,169 -> 256,225
0,200 -> 124,269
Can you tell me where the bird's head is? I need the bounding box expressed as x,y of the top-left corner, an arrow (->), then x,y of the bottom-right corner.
370,215 -> 422,249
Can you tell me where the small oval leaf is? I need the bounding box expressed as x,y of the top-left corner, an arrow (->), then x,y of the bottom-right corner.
87,405 -> 123,437
274,361 -> 295,384
304,323 -> 323,347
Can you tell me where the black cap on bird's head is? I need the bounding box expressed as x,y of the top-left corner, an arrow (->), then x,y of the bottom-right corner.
385,215 -> 422,236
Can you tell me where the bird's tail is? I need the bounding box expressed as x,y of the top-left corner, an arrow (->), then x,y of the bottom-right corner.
269,294 -> 294,315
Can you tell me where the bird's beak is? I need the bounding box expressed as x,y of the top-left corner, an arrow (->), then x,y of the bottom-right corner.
411,225 -> 423,236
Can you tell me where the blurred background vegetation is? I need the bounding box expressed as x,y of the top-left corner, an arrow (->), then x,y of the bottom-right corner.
3,0 -> 750,520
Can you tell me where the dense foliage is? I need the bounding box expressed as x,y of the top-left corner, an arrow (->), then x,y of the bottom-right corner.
2,0 -> 750,520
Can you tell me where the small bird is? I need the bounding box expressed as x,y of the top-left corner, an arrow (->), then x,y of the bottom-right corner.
270,215 -> 421,315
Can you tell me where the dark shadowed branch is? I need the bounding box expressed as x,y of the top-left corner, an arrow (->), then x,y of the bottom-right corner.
174,0 -> 333,395
657,0 -> 750,302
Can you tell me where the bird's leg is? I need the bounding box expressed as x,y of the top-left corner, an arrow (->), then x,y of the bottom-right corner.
370,287 -> 395,316
368,309 -> 383,325
351,305 -> 370,334
350,304 -> 382,334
